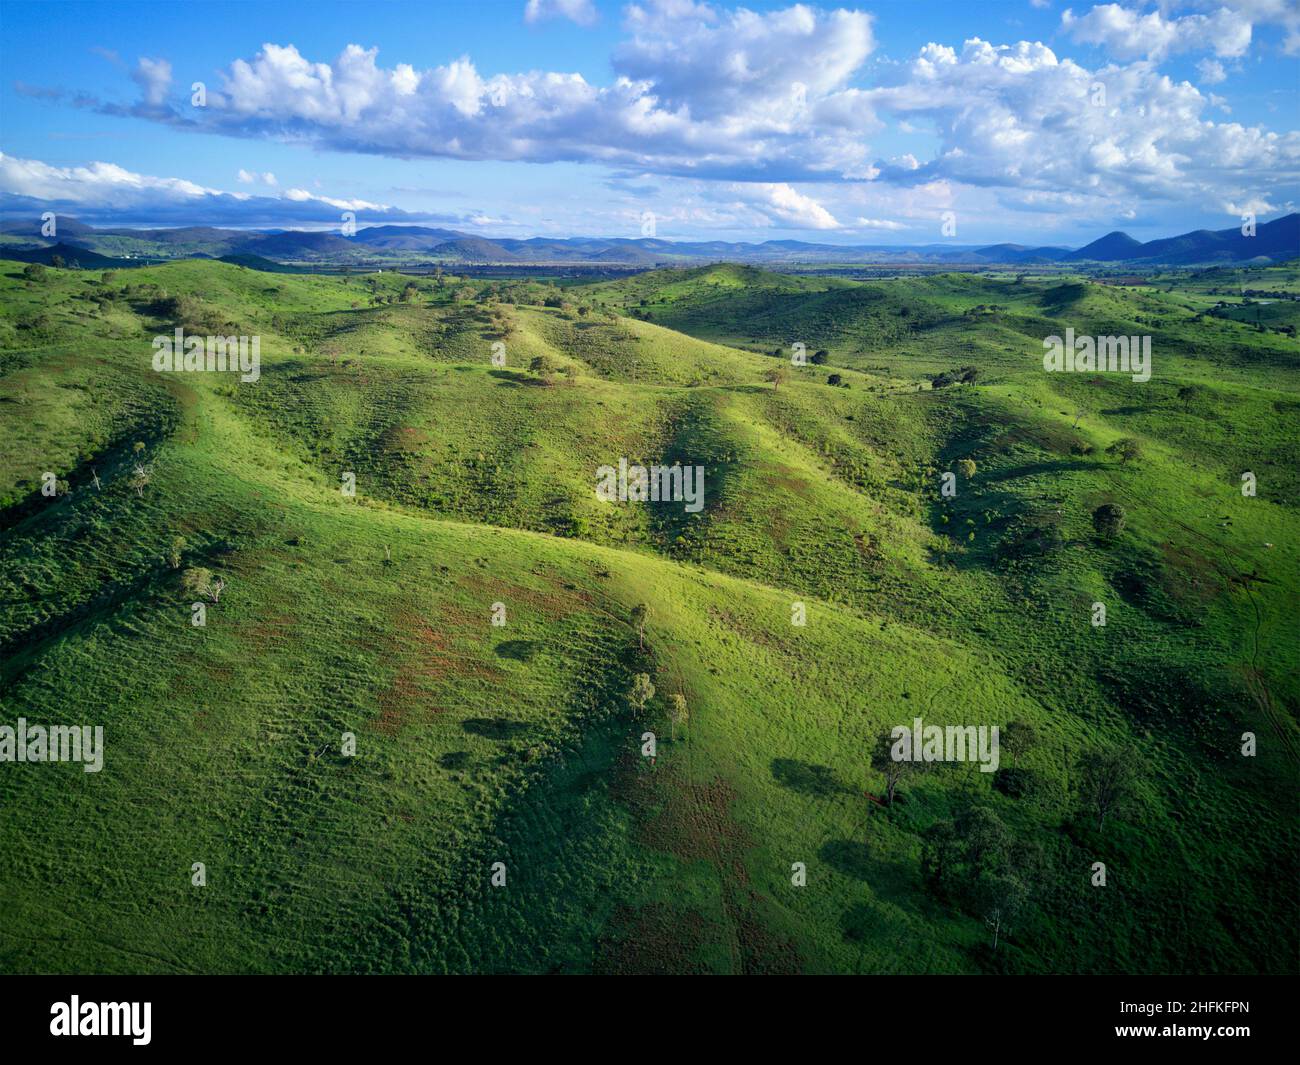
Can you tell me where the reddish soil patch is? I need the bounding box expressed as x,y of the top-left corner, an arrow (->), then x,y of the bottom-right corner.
607,754 -> 805,974
593,903 -> 714,975
372,608 -> 504,735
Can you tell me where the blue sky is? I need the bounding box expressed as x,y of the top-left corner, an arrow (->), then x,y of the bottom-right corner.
1,0 -> 1296,246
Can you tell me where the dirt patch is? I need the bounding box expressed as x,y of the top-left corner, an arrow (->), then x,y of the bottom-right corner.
456,572 -> 589,623
372,608 -> 504,736
593,903 -> 715,975
607,753 -> 805,974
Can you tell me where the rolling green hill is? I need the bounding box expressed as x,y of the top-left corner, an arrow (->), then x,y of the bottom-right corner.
1,257 -> 1296,974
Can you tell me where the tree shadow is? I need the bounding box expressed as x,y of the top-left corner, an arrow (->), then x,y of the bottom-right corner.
820,839 -> 874,880
820,839 -> 917,907
840,902 -> 891,944
495,639 -> 540,662
462,717 -> 531,741
771,758 -> 849,797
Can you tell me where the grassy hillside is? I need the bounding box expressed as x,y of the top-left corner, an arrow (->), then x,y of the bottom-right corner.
1,257 -> 1296,974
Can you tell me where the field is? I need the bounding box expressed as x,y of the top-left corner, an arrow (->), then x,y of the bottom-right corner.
1,258 -> 1296,974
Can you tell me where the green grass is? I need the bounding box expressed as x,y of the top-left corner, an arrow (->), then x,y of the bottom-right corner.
1,257 -> 1296,974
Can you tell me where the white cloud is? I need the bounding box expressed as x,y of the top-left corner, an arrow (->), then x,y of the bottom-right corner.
740,182 -> 840,228
238,168 -> 279,186
616,1 -> 874,122
1197,57 -> 1228,83
121,5 -> 877,183
853,216 -> 907,230
862,37 -> 1299,216
21,0 -> 1299,233
0,151 -> 456,226
1226,194 -> 1276,214
524,0 -> 598,25
1061,4 -> 1251,60
130,57 -> 172,106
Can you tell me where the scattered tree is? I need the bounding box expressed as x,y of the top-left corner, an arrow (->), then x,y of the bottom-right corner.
667,693 -> 688,741
1106,437 -> 1142,464
957,458 -> 977,479
181,567 -> 225,603
1076,744 -> 1142,831
529,353 -> 558,384
129,462 -> 153,497
1091,502 -> 1127,540
1000,719 -> 1037,766
870,729 -> 917,806
628,673 -> 655,716
765,365 -> 788,391
976,872 -> 1027,952
630,603 -> 649,649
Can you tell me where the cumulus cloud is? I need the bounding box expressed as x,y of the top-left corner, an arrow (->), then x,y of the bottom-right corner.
83,4 -> 879,183
1197,57 -> 1228,83
0,151 -> 464,227
130,57 -> 173,106
739,182 -> 840,228
15,0 -> 1299,235
524,0 -> 598,25
861,37 -> 1299,215
615,1 -> 874,121
1061,4 -> 1252,60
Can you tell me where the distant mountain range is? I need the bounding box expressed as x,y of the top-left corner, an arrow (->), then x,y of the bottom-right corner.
1,213 -> 1295,269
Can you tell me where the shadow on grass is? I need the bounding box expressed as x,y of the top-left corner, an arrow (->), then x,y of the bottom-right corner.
462,717 -> 532,741
495,639 -> 540,662
770,758 -> 850,797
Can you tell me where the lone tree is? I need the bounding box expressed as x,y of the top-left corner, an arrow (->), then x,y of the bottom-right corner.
529,353 -> 558,384
976,871 -> 1027,952
1106,437 -> 1142,464
628,673 -> 655,716
957,458 -> 977,479
870,728 -> 917,806
765,365 -> 788,391
1000,720 -> 1037,766
129,462 -> 153,497
182,567 -> 225,603
166,535 -> 187,570
667,693 -> 689,741
630,603 -> 649,649
1076,744 -> 1141,831
1092,502 -> 1127,540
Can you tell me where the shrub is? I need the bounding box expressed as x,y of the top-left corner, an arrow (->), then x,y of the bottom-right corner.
1092,502 -> 1126,539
